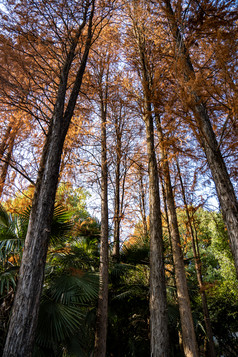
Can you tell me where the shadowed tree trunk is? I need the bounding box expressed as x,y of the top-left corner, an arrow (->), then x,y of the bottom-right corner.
145,112 -> 170,356
0,136 -> 15,198
0,120 -> 22,198
3,3 -> 95,355
160,0 -> 238,277
112,111 -> 122,261
94,62 -> 109,357
177,160 -> 216,357
129,4 -> 170,353
156,115 -> 199,357
138,163 -> 149,238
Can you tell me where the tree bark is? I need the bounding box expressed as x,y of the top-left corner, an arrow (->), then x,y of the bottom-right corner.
145,112 -> 170,356
138,164 -> 149,238
156,116 -> 199,357
0,132 -> 15,198
3,3 -> 95,355
130,6 -> 170,353
160,0 -> 238,277
112,115 -> 122,261
177,160 -> 216,357
94,92 -> 109,357
0,124 -> 12,161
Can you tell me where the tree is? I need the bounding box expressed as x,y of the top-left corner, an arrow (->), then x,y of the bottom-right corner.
90,34 -> 112,357
125,2 -> 170,354
0,1 -> 107,355
156,116 -> 199,357
176,159 -> 216,356
157,0 -> 238,276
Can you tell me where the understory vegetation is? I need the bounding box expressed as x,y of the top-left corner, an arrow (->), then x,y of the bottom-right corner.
0,190 -> 237,356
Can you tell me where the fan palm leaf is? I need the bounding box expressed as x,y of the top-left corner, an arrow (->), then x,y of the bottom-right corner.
0,267 -> 19,295
35,272 -> 99,353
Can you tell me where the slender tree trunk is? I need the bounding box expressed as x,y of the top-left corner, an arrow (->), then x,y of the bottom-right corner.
177,160 -> 216,357
94,99 -> 109,357
138,164 -> 148,238
112,119 -> 122,261
0,134 -> 15,198
0,124 -> 12,161
160,0 -> 238,277
156,116 -> 199,357
0,121 -> 21,198
3,5 -> 95,355
130,7 -> 170,352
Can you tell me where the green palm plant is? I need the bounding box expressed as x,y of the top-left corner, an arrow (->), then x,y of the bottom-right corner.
0,204 -> 100,357
34,272 -> 99,357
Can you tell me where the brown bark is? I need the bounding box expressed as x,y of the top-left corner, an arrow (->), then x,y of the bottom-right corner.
94,91 -> 109,357
145,112 -> 170,356
0,124 -> 12,161
130,5 -> 170,353
0,121 -> 21,198
138,164 -> 149,238
112,116 -> 122,261
177,161 -> 216,357
156,117 -> 199,357
160,0 -> 238,277
3,3 -> 95,355
0,139 -> 14,198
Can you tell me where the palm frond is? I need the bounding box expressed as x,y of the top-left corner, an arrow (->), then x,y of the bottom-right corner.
0,205 -> 10,227
50,204 -> 74,246
22,203 -> 73,246
48,246 -> 99,271
44,272 -> 99,306
0,267 -> 18,294
112,284 -> 148,301
121,236 -> 150,265
36,301 -> 83,348
0,209 -> 26,262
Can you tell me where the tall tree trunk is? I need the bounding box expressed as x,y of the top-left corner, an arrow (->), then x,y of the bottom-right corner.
144,111 -> 170,356
130,6 -> 170,352
112,117 -> 122,261
3,4 -> 95,355
0,121 -> 21,198
94,97 -> 109,357
177,160 -> 216,357
156,116 -> 199,357
0,124 -> 12,161
160,0 -> 238,277
138,164 -> 148,238
0,134 -> 15,198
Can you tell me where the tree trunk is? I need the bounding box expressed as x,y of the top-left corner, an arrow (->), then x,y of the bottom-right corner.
160,0 -> 238,277
3,4 -> 95,355
177,160 -> 216,357
156,117 -> 199,357
0,124 -> 12,161
94,97 -> 109,357
0,133 -> 15,198
112,118 -> 122,261
144,112 -> 170,356
3,120 -> 68,357
0,120 -> 21,198
130,7 -> 170,353
157,120 -> 199,355
138,164 -> 149,238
